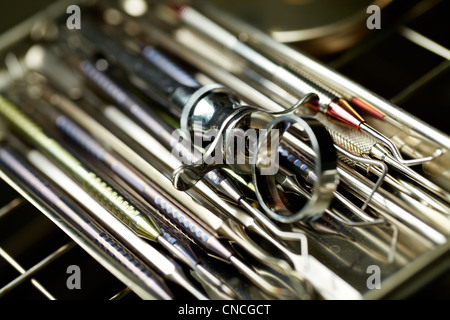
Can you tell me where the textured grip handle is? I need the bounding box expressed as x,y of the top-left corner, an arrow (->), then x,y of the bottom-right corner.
180,6 -> 237,49
80,60 -> 176,150
278,144 -> 317,184
154,195 -> 232,259
83,171 -> 137,222
56,113 -> 140,221
0,96 -> 160,241
56,115 -> 106,160
142,46 -> 200,88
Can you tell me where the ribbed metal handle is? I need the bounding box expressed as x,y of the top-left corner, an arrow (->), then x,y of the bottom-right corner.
0,96 -> 160,241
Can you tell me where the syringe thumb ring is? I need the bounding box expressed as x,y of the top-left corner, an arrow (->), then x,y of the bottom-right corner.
253,114 -> 339,223
175,84 -> 338,223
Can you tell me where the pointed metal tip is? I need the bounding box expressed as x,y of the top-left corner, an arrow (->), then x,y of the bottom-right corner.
135,214 -> 162,242
326,98 -> 365,130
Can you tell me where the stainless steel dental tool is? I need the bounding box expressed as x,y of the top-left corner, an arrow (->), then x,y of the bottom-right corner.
175,3 -> 443,169
36,101 -> 296,299
68,18 -> 339,224
93,13 -> 401,239
0,94 -> 211,300
99,6 -> 447,235
140,4 -> 450,242
21,41 -> 369,299
6,88 -> 237,299
1,0 -> 448,301
0,141 -> 173,300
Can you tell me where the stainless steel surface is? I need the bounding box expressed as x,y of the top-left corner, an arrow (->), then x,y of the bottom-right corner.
0,0 -> 450,300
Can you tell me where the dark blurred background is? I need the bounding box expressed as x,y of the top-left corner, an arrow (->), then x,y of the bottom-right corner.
0,0 -> 58,32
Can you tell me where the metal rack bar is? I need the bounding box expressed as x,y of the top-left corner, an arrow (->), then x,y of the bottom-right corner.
0,0 -> 449,300
109,287 -> 132,300
0,242 -> 75,298
328,0 -> 444,70
391,60 -> 450,104
0,246 -> 56,300
398,26 -> 450,60
0,176 -> 137,299
0,197 -> 26,220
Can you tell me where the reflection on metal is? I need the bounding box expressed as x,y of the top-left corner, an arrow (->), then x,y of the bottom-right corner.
0,0 -> 449,300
